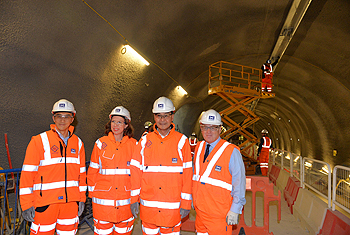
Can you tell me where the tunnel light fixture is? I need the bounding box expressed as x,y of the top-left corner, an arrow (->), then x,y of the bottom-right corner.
176,85 -> 188,96
122,45 -> 150,66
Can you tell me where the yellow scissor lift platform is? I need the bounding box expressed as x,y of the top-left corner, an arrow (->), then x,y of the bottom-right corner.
208,61 -> 274,174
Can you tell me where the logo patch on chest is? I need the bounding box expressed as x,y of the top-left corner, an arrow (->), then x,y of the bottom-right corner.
172,158 -> 178,163
215,165 -> 222,172
102,142 -> 107,149
146,140 -> 152,147
51,145 -> 59,153
58,196 -> 63,200
70,148 -> 76,154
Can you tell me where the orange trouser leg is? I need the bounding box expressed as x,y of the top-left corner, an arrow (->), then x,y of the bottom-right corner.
30,202 -> 79,235
94,216 -> 134,235
195,209 -> 232,235
260,151 -> 269,176
141,221 -> 181,235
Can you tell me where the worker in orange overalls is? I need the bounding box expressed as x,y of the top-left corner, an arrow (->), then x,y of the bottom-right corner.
130,96 -> 192,235
87,106 -> 137,234
19,99 -> 86,235
189,132 -> 198,159
192,109 -> 246,234
141,121 -> 153,139
257,129 -> 272,176
261,57 -> 279,93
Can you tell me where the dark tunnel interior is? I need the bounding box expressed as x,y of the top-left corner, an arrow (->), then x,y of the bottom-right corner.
1,0 -> 350,169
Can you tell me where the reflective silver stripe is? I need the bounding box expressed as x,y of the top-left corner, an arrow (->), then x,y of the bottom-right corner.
57,216 -> 78,225
99,169 -> 130,175
122,216 -> 134,223
31,221 -> 56,233
92,197 -> 130,206
88,185 -> 95,192
114,225 -> 133,233
94,226 -> 114,235
131,188 -> 140,197
56,230 -> 77,235
22,164 -> 38,172
33,180 -> 79,191
19,187 -> 33,195
80,166 -> 86,173
130,159 -> 141,170
262,137 -> 271,148
181,192 -> 192,200
193,141 -> 205,180
143,165 -> 183,173
39,157 -> 80,167
140,199 -> 180,209
96,139 -> 102,149
183,161 -> 192,169
79,186 -> 87,192
90,161 -> 99,169
140,136 -> 147,171
177,135 -> 187,161
142,225 -> 159,234
40,132 -> 51,161
196,142 -> 233,191
197,233 -> 209,235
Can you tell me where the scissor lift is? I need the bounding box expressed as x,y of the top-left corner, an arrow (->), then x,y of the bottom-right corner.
208,61 -> 274,173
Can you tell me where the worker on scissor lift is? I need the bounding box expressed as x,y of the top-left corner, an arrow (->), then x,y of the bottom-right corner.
192,109 -> 246,234
257,129 -> 272,176
261,57 -> 279,93
19,99 -> 86,235
189,132 -> 198,158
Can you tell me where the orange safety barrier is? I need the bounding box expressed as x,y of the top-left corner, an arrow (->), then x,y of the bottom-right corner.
233,176 -> 281,235
318,209 -> 350,235
269,165 -> 280,186
283,176 -> 301,214
181,176 -> 282,234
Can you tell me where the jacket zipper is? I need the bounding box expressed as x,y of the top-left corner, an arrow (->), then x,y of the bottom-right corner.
60,141 -> 68,202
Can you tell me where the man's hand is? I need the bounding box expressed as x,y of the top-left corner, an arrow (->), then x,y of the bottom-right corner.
226,211 -> 239,225
78,202 -> 85,216
22,206 -> 35,222
180,208 -> 190,219
130,202 -> 139,218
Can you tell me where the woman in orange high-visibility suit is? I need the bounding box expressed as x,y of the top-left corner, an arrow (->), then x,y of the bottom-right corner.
87,106 -> 137,235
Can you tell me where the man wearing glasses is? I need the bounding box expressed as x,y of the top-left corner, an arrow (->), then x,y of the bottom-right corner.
130,96 -> 192,235
192,109 -> 246,234
20,99 -> 86,235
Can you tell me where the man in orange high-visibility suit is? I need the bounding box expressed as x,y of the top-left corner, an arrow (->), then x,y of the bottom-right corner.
257,129 -> 272,176
130,96 -> 193,235
189,132 -> 198,159
19,99 -> 87,235
192,109 -> 246,234
88,106 -> 137,234
261,57 -> 279,93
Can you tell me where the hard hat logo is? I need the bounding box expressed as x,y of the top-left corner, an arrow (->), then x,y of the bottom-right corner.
209,116 -> 215,120
52,99 -> 76,115
152,96 -> 175,113
59,104 -> 65,108
158,104 -> 164,108
199,109 -> 222,125
109,106 -> 131,121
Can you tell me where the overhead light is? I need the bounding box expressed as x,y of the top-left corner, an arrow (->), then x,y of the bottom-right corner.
176,85 -> 188,96
122,45 -> 150,66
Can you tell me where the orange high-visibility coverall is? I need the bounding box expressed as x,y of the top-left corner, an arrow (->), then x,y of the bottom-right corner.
262,64 -> 273,92
192,140 -> 240,234
130,124 -> 192,230
258,137 -> 272,176
19,124 -> 86,235
87,133 -> 137,234
189,137 -> 197,158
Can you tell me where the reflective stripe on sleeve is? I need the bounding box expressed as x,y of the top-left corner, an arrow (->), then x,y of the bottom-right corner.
177,135 -> 187,161
80,166 -> 86,173
96,139 -> 102,149
22,164 -> 38,172
140,199 -> 180,209
79,186 -> 87,192
181,192 -> 192,200
20,187 -> 33,195
131,188 -> 140,197
130,159 -> 142,170
183,161 -> 192,169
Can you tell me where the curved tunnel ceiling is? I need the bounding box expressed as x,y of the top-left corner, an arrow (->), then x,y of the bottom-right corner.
1,0 -> 349,168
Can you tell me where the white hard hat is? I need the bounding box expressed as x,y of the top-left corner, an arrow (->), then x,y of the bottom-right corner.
109,106 -> 131,121
261,129 -> 268,134
199,109 -> 222,125
152,97 -> 175,113
52,99 -> 76,115
144,121 -> 152,129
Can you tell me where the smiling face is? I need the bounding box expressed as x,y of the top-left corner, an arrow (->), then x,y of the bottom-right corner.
110,115 -> 127,140
153,112 -> 174,135
200,124 -> 221,144
52,112 -> 74,135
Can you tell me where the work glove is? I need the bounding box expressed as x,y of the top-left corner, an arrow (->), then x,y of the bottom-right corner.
226,211 -> 239,225
78,202 -> 85,216
130,202 -> 139,218
22,206 -> 35,222
180,208 -> 190,219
